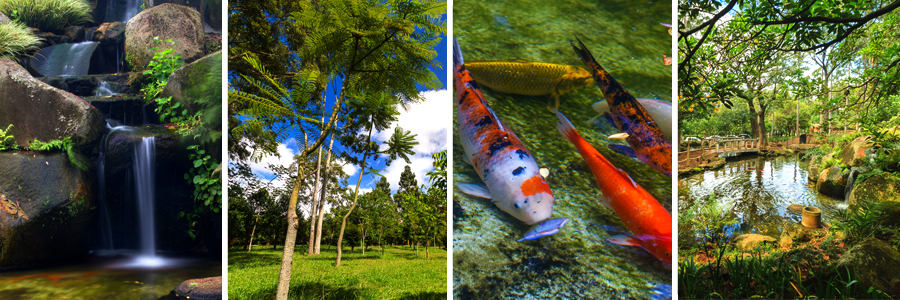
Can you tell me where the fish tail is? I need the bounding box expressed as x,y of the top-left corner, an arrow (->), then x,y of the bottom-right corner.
570,36 -> 600,73
555,110 -> 581,143
453,38 -> 464,67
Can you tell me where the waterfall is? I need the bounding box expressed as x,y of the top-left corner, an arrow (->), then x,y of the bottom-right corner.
96,123 -> 118,250
134,137 -> 157,257
106,0 -> 143,23
31,42 -> 99,76
95,82 -> 119,96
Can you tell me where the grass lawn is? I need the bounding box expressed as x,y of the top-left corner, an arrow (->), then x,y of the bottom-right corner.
229,245 -> 447,300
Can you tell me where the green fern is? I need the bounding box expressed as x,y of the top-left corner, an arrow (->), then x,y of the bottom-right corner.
28,137 -> 89,171
0,124 -> 17,151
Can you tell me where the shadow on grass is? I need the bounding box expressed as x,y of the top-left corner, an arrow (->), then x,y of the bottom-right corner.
396,291 -> 447,300
236,281 -> 369,300
228,250 -> 283,270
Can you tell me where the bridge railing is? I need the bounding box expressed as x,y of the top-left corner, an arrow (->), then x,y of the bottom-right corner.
678,137 -> 761,166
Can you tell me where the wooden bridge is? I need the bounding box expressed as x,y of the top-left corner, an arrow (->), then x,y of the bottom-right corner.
678,137 -> 761,167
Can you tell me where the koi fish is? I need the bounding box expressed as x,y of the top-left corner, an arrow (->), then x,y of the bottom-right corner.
453,39 -> 567,239
571,37 -> 672,176
556,110 -> 672,264
465,60 -> 594,111
591,98 -> 672,140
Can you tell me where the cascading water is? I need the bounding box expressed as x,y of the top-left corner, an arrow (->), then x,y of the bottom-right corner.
95,82 -> 119,96
96,123 -> 118,250
105,0 -> 143,23
31,42 -> 99,76
133,136 -> 160,266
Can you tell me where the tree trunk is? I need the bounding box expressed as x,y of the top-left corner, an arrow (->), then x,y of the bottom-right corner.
748,95 -> 760,139
247,214 -> 259,252
336,124 -> 375,267
361,225 -> 366,255
307,122 -> 325,255
275,165 -> 307,300
425,240 -> 429,260
314,132 -> 336,254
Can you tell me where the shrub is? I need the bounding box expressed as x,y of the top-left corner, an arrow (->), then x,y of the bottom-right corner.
0,0 -> 93,32
0,21 -> 41,59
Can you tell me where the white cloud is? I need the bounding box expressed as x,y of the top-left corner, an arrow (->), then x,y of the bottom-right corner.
335,157 -> 360,177
245,138 -> 298,178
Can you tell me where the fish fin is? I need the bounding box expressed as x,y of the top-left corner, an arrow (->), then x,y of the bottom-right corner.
586,115 -> 600,125
597,194 -> 613,210
539,167 -> 550,178
546,93 -> 560,112
602,112 -> 616,128
461,153 -> 472,165
609,132 -> 630,140
608,143 -> 637,158
555,110 -> 580,142
618,168 -> 638,188
485,104 -> 505,132
452,38 -> 464,67
608,234 -> 642,247
518,218 -> 569,242
457,183 -> 492,199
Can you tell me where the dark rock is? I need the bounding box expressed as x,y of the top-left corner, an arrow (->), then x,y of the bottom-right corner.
141,0 -> 220,31
0,59 -> 104,148
35,31 -> 73,45
174,276 -> 222,300
848,173 -> 900,207
0,152 -> 96,270
64,26 -> 86,43
816,165 -> 847,199
38,75 -> 101,96
90,22 -> 127,74
836,237 -> 900,298
787,204 -> 804,214
125,4 -> 206,70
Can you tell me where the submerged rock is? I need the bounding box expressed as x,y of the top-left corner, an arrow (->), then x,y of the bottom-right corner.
174,276 -> 222,300
0,152 -> 96,270
0,59 -> 104,148
733,234 -> 776,251
816,165 -> 847,199
125,3 -> 206,70
848,173 -> 900,207
836,237 -> 900,298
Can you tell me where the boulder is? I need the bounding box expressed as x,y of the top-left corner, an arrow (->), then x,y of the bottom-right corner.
159,50 -> 221,122
125,3 -> 206,71
836,237 -> 900,298
38,75 -> 100,97
142,0 -> 220,31
93,22 -> 127,45
807,164 -> 820,183
816,165 -> 847,199
733,234 -> 777,251
0,152 -> 96,270
840,136 -> 871,167
0,12 -> 10,24
174,276 -> 222,300
787,204 -> 804,214
34,31 -> 73,45
848,173 -> 900,207
63,26 -> 86,43
0,59 -> 104,148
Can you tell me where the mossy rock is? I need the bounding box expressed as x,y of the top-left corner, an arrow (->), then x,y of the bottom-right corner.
124,3 -> 205,71
836,237 -> 900,298
733,234 -> 776,251
816,165 -> 847,199
848,173 -> 900,207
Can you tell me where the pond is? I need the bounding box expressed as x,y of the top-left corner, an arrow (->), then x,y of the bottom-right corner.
453,0 -> 672,298
679,154 -> 844,245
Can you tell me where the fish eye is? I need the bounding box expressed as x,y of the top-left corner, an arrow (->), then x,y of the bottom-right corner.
514,202 -> 520,209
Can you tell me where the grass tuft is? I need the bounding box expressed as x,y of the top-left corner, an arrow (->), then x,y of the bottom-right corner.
0,20 -> 41,59
0,0 -> 93,32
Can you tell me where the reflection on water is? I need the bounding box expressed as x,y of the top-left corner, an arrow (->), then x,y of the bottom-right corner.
453,0 -> 671,298
0,253 -> 220,300
679,154 -> 842,242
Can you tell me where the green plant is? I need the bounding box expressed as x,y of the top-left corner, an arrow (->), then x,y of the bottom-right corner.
28,137 -> 89,171
820,157 -> 842,170
0,0 -> 93,32
0,124 -> 17,151
143,38 -> 183,83
0,21 -> 41,59
686,193 -> 739,253
178,145 -> 221,239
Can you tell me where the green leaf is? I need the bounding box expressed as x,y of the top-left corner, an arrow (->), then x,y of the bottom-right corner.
194,159 -> 203,168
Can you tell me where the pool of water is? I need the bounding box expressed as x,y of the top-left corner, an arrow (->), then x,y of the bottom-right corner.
453,0 -> 672,298
679,154 -> 844,244
0,252 -> 221,300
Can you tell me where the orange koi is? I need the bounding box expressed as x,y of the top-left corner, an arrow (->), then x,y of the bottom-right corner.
571,37 -> 672,176
556,110 -> 672,264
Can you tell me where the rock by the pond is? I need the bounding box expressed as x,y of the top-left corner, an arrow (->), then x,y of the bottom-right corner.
174,276 -> 222,300
836,237 -> 900,298
787,204 -> 804,214
0,59 -> 104,148
125,3 -> 206,70
848,173 -> 900,207
840,135 -> 872,167
159,50 -> 221,123
816,165 -> 847,199
63,26 -> 86,43
807,164 -> 820,183
733,234 -> 776,251
780,220 -> 827,245
0,152 -> 96,270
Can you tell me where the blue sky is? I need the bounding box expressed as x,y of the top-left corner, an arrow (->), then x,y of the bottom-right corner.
238,13 -> 449,206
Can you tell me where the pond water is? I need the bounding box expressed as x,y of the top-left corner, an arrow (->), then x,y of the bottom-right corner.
0,253 -> 220,299
453,0 -> 672,298
679,154 -> 844,245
